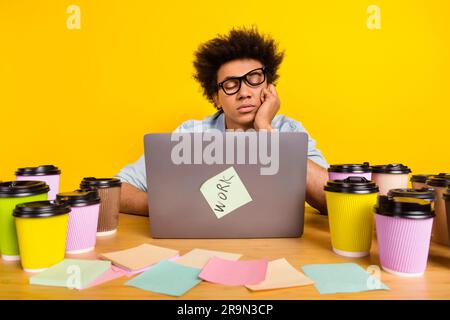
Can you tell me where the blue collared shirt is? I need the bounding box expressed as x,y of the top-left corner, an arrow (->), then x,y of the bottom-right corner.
115,111 -> 329,192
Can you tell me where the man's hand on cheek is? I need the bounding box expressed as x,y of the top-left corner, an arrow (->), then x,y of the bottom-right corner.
254,84 -> 280,132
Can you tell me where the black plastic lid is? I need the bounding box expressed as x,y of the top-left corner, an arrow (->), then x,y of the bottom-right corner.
388,188 -> 435,201
426,176 -> 450,188
328,162 -> 371,173
56,189 -> 101,207
324,176 -> 379,194
375,195 -> 435,219
15,165 -> 61,176
371,163 -> 411,174
13,201 -> 71,218
0,181 -> 50,198
410,174 -> 435,183
80,177 -> 122,189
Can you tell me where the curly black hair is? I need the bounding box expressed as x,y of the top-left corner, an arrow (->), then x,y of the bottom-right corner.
193,27 -> 285,110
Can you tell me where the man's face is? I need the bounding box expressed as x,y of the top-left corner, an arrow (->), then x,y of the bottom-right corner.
214,59 -> 268,129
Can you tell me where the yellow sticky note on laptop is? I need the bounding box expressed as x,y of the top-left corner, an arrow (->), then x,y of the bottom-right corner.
200,166 -> 252,219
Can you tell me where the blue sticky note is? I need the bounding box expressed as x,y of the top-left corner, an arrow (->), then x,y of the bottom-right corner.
126,260 -> 202,297
301,263 -> 390,294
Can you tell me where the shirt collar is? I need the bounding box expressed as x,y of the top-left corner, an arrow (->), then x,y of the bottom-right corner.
212,111 -> 226,132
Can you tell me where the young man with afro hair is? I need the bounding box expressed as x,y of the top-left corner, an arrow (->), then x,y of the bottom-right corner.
116,27 -> 329,216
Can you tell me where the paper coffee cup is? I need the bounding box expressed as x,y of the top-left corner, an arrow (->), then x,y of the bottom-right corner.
371,164 -> 411,195
16,165 -> 61,200
410,174 -> 435,190
324,177 -> 379,257
387,188 -> 435,205
426,175 -> 450,246
375,190 -> 435,277
56,189 -> 101,254
80,177 -> 122,236
0,181 -> 49,261
13,201 -> 70,272
327,162 -> 372,181
444,188 -> 450,245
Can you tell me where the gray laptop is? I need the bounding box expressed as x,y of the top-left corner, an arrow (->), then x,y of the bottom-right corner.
144,132 -> 308,238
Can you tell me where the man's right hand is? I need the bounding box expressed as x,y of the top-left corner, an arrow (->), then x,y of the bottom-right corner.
120,182 -> 149,216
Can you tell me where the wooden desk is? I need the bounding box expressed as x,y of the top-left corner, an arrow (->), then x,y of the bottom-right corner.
1,207 -> 449,300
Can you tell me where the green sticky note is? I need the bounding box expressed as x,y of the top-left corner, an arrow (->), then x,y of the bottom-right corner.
29,259 -> 111,290
301,263 -> 390,294
200,166 -> 252,219
126,260 -> 202,297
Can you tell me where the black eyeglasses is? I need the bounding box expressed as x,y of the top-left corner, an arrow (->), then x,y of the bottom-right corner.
217,67 -> 266,95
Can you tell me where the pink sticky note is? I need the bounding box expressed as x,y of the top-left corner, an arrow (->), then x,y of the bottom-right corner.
199,257 -> 268,286
80,267 -> 126,290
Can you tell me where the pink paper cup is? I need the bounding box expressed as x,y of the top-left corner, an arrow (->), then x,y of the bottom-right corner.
375,193 -> 435,277
16,165 -> 61,200
327,163 -> 372,181
56,189 -> 101,254
328,172 -> 372,181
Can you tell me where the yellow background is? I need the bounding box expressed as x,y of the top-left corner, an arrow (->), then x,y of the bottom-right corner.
0,0 -> 449,192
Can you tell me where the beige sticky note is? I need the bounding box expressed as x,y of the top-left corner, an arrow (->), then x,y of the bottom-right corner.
100,244 -> 179,271
176,248 -> 242,269
200,166 -> 252,219
245,258 -> 314,291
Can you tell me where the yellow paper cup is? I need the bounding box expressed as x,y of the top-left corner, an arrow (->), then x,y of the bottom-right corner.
13,201 -> 70,272
324,177 -> 379,257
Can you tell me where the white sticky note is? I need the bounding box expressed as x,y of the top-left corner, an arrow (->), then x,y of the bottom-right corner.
200,167 -> 252,219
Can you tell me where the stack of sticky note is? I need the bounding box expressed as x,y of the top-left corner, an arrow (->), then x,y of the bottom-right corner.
301,263 -> 390,294
126,260 -> 203,297
29,259 -> 112,290
199,257 -> 269,286
245,258 -> 314,291
99,243 -> 179,272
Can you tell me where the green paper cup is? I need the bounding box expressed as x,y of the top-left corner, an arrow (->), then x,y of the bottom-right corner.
0,181 -> 49,260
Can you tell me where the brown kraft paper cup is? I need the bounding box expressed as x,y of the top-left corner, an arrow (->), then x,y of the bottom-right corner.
410,174 -> 435,190
426,176 -> 450,246
80,177 -> 122,236
96,186 -> 121,235
444,188 -> 450,245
